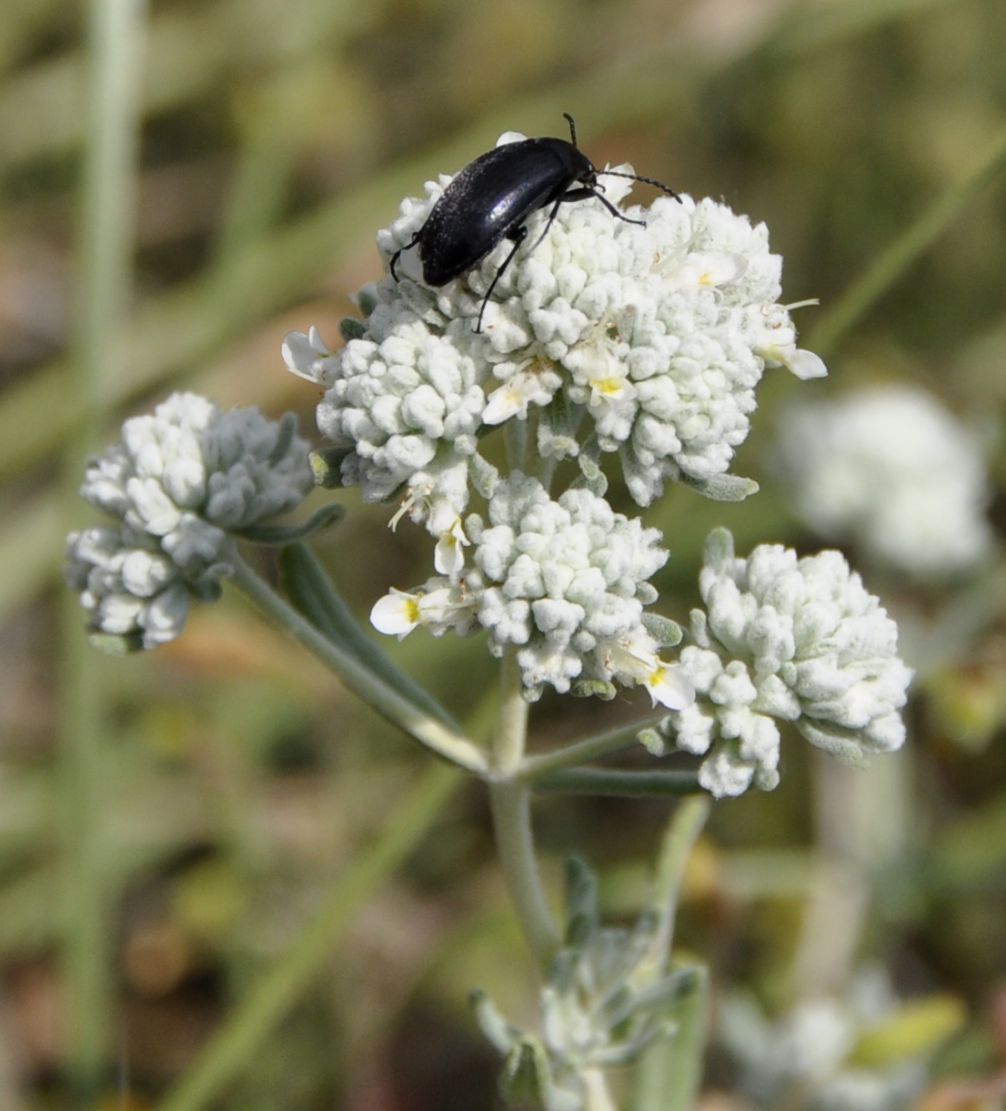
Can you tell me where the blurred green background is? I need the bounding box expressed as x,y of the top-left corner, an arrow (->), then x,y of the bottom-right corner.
2,0 -> 1005,1107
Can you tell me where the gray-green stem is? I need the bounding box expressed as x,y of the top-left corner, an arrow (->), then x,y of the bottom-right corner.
516,717 -> 665,783
488,650 -> 561,971
228,549 -> 488,777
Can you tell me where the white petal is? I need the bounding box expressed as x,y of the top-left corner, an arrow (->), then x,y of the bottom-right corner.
785,348 -> 828,380
646,663 -> 695,710
482,384 -> 527,425
370,590 -> 420,638
282,330 -> 329,382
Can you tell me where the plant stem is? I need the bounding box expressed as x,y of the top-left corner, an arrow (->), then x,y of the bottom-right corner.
229,550 -> 488,777
648,795 -> 711,967
516,717 -> 663,782
279,542 -> 459,730
488,651 -> 560,971
633,966 -> 709,1111
534,768 -> 703,797
632,798 -> 711,1111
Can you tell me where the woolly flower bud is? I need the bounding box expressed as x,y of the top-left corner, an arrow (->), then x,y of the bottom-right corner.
775,384 -> 993,579
284,315 -> 486,535
66,393 -> 313,649
371,474 -> 693,707
658,529 -> 912,798
286,132 -> 825,529
65,527 -> 201,649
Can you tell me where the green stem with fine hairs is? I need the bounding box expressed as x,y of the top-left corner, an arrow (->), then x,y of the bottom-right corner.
488,650 -> 561,972
228,550 -> 488,777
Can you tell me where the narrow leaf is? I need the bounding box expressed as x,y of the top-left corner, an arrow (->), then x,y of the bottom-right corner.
279,542 -> 458,730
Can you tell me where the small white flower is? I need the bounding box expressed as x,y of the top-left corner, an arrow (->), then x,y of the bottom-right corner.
664,251 -> 747,290
775,385 -> 993,578
605,635 -> 693,710
482,359 -> 564,426
81,393 -> 313,553
370,587 -> 423,638
370,577 -> 481,641
434,518 -> 470,577
281,325 -> 340,385
660,529 -> 912,797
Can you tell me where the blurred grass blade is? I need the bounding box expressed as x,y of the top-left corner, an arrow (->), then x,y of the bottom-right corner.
279,541 -> 459,730
633,966 -> 708,1111
156,763 -> 460,1111
60,0 -> 147,1097
810,123 -> 1006,357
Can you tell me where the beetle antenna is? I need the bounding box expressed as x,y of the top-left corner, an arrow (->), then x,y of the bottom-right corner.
563,112 -> 578,148
598,169 -> 681,202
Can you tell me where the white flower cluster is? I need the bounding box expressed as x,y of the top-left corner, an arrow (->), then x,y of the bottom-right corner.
774,385 -> 992,579
657,529 -> 912,797
371,474 -> 693,707
284,131 -> 825,535
283,323 -> 484,535
65,392 -> 313,649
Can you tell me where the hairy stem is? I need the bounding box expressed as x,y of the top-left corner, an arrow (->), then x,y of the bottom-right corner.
488,650 -> 561,971
517,717 -> 664,782
229,550 -> 488,776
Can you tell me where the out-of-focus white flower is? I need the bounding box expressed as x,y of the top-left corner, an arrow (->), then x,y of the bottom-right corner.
775,385 -> 992,579
657,529 -> 913,797
287,132 -> 825,530
66,392 -> 314,649
718,969 -> 959,1111
371,474 -> 693,706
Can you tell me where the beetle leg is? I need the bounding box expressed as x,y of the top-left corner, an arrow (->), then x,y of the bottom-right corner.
390,230 -> 423,282
527,194 -> 567,255
475,225 -> 528,333
568,186 -> 647,228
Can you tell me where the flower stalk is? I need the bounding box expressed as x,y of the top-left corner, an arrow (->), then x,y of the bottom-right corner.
229,549 -> 489,777
489,649 -> 561,971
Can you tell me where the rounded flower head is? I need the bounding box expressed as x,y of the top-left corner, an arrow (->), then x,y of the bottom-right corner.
774,385 -> 993,579
286,131 -> 825,531
66,392 -> 314,649
658,529 -> 913,797
370,474 -> 693,707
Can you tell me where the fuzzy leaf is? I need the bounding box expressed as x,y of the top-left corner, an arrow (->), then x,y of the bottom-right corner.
680,472 -> 759,502
642,613 -> 684,648
339,317 -> 366,341
237,503 -> 344,545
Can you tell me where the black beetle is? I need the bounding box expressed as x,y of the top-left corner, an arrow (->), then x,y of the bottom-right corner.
389,114 -> 680,332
